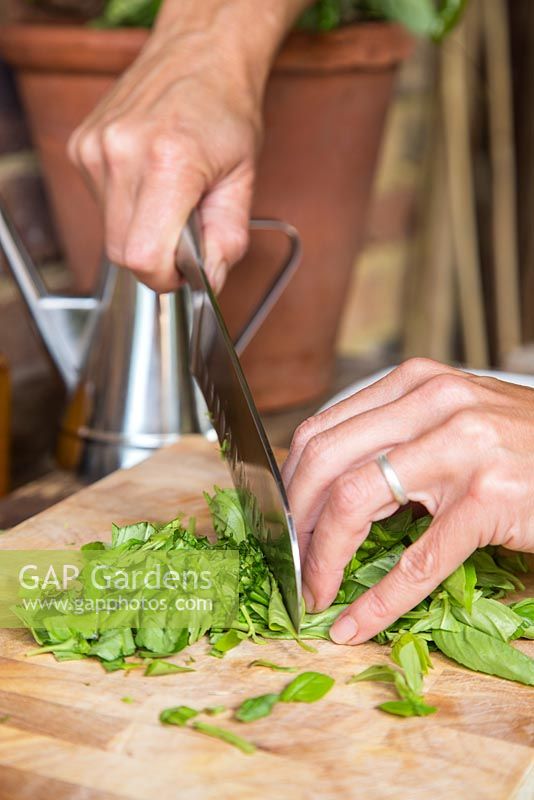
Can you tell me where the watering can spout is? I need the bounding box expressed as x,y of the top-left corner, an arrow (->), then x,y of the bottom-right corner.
0,201 -> 102,393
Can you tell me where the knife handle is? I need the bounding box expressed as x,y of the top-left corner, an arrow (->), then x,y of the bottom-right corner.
176,212 -> 301,357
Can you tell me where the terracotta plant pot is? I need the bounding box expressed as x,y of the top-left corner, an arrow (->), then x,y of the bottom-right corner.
0,21 -> 412,410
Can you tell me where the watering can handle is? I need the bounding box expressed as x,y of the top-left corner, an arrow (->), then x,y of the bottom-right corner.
0,199 -> 104,393
176,214 -> 301,357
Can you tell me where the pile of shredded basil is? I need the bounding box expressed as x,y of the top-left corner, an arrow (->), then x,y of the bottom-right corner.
21,487 -> 534,696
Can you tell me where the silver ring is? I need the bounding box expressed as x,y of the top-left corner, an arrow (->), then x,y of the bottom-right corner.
376,453 -> 408,506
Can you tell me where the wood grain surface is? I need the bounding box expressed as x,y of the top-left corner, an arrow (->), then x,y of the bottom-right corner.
0,436 -> 532,800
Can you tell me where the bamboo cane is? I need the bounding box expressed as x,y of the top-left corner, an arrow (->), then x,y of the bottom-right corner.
482,0 -> 522,361
441,19 -> 489,368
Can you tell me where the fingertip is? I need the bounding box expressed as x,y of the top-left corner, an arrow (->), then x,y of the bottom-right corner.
129,267 -> 183,295
330,613 -> 359,645
207,260 -> 229,295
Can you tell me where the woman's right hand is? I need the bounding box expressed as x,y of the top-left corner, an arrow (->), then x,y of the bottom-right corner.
68,0 -> 309,293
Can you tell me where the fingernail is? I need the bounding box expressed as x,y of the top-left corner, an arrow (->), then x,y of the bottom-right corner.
330,614 -> 358,645
302,583 -> 315,613
209,260 -> 228,295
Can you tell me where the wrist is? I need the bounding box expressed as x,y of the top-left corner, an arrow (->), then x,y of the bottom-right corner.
149,0 -> 313,96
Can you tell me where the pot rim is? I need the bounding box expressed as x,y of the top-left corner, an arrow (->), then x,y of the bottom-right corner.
0,22 -> 413,75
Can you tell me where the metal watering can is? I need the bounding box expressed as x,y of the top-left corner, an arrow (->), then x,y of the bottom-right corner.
0,202 -> 300,481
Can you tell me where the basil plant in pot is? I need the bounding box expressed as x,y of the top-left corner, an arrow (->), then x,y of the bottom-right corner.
0,0 -> 466,410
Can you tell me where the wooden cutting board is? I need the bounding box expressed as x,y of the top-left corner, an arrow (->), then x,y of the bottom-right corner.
0,436 -> 532,800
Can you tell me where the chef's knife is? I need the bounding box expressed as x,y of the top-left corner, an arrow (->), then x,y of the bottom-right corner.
176,213 -> 303,633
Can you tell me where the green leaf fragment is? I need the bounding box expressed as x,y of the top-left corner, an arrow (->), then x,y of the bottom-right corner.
204,705 -> 226,716
89,629 -> 136,662
209,629 -> 246,658
347,665 -> 398,684
509,598 -> 534,639
144,659 -> 195,676
442,559 -> 477,612
159,706 -> 199,727
100,659 -> 145,673
192,721 -> 256,754
248,660 -> 298,673
235,693 -> 280,723
391,633 -> 432,694
378,699 -> 437,718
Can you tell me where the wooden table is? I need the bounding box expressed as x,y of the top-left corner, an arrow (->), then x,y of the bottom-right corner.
0,437 -> 532,799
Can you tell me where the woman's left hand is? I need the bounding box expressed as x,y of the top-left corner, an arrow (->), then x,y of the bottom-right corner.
282,358 -> 534,645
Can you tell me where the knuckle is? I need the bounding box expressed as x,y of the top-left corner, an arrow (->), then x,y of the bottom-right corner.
470,463 -> 511,506
397,543 -> 436,585
398,357 -> 440,384
304,547 -> 326,579
365,588 -> 391,620
291,417 -> 319,453
424,373 -> 477,404
105,243 -> 124,265
148,132 -> 183,167
122,239 -> 160,274
301,429 -> 334,471
227,226 -> 249,263
101,122 -> 133,162
448,407 -> 499,448
331,472 -> 366,517
77,133 -> 102,171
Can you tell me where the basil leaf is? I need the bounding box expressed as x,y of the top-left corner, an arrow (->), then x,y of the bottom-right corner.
205,488 -> 248,544
470,550 -> 525,595
407,515 -> 432,543
391,633 -> 431,694
442,558 -> 477,612
432,625 -> 534,685
144,659 -> 195,676
350,545 -> 405,589
510,598 -> 534,621
347,665 -> 398,684
192,721 -> 256,754
249,660 -> 298,673
111,521 -> 156,547
300,604 -> 350,638
379,699 -> 437,718
495,552 -> 528,575
235,693 -> 280,723
209,629 -> 246,658
509,599 -> 534,639
267,578 -> 298,637
280,672 -> 335,703
135,626 -> 189,657
451,597 -> 523,642
89,629 -> 135,662
100,658 -> 144,673
160,706 -> 199,727
80,541 -> 106,551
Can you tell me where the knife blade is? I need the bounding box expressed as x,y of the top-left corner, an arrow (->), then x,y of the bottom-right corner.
176,213 -> 303,633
